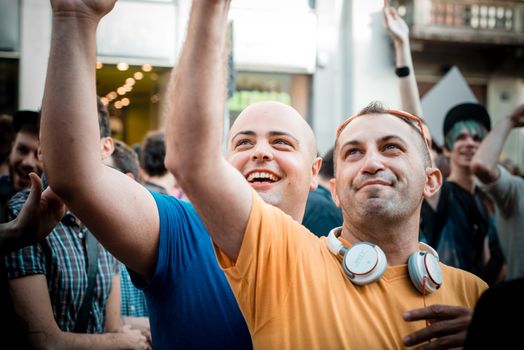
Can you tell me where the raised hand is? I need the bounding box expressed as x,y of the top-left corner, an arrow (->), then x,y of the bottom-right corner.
403,304 -> 472,349
14,173 -> 66,245
509,103 -> 524,128
383,0 -> 409,45
50,0 -> 116,21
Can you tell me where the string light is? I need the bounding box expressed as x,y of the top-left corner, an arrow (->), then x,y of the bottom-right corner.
116,62 -> 129,71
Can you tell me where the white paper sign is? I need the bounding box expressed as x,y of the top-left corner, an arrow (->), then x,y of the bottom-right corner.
421,66 -> 478,146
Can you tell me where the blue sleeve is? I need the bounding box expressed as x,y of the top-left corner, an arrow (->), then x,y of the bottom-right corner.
129,191 -> 204,292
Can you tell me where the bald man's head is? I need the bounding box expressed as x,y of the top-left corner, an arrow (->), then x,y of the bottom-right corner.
228,101 -> 317,159
226,101 -> 321,222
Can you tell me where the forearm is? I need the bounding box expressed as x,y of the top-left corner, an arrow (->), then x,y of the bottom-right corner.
41,14 -> 102,197
0,220 -> 22,254
165,0 -> 231,180
394,41 -> 422,117
472,117 -> 513,183
37,330 -> 131,350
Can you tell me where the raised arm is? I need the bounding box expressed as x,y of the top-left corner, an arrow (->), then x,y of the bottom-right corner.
384,0 -> 422,117
471,104 -> 524,184
41,0 -> 159,279
164,0 -> 251,260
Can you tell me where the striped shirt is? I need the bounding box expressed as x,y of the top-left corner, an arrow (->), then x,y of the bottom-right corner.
3,189 -> 118,333
120,263 -> 148,317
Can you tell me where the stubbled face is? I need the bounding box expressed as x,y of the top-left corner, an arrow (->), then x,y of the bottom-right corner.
226,102 -> 319,215
8,131 -> 43,192
446,127 -> 482,169
332,114 -> 427,223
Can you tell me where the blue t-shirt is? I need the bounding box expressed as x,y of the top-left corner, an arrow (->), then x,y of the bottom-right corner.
131,192 -> 252,350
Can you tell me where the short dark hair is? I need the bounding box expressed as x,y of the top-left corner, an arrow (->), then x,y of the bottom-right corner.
12,110 -> 40,135
319,147 -> 335,179
97,96 -> 111,138
334,101 -> 431,170
111,140 -> 140,180
0,114 -> 15,164
140,131 -> 168,177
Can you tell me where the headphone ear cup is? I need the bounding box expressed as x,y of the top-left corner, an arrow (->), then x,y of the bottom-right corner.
342,243 -> 387,285
408,251 -> 442,294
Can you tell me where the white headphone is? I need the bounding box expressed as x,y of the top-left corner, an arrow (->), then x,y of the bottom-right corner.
327,227 -> 442,294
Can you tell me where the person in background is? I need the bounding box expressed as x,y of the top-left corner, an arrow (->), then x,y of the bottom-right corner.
140,131 -> 188,201
0,110 -> 43,223
0,173 -> 65,349
4,98 -> 149,349
464,103 -> 524,349
0,114 -> 15,177
104,140 -> 151,345
303,147 -> 342,236
471,103 -> 524,280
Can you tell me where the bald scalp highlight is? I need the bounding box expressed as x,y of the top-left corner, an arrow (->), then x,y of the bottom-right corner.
227,101 -> 318,160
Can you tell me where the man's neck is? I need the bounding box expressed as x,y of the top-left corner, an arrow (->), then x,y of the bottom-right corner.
340,214 -> 420,266
448,165 -> 476,193
146,173 -> 176,193
317,177 -> 331,190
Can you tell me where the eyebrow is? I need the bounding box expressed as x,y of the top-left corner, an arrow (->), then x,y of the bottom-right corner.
339,135 -> 408,150
231,130 -> 300,145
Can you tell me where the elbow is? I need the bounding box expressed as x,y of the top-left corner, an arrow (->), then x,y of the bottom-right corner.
471,160 -> 496,184
43,172 -> 76,201
164,150 -> 182,180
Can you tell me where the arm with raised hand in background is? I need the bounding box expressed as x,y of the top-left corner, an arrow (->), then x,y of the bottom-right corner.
472,104 -> 524,184
383,0 -> 422,117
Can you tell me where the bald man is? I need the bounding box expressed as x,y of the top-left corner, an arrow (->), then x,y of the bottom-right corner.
39,1 -> 320,349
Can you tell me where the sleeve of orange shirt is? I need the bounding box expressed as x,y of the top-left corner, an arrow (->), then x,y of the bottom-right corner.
214,190 -> 307,331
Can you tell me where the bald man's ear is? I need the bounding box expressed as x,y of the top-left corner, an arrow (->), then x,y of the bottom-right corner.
309,157 -> 322,190
100,137 -> 115,160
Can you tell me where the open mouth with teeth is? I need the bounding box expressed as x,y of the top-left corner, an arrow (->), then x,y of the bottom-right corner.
246,172 -> 281,183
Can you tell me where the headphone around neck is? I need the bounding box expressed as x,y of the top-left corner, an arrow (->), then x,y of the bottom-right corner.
326,228 -> 443,294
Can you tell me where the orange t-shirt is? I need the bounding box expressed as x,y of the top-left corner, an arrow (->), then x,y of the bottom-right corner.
215,193 -> 488,349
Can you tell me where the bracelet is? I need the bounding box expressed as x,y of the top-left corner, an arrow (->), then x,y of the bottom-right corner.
395,66 -> 410,77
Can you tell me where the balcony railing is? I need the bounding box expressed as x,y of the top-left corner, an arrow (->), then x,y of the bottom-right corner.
401,0 -> 524,45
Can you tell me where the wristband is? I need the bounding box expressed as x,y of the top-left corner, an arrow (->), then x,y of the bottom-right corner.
395,66 -> 410,77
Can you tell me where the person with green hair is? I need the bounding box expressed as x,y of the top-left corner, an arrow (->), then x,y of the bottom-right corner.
420,102 -> 506,285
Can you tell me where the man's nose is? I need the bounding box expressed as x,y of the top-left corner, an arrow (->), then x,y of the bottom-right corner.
21,152 -> 40,170
251,143 -> 273,162
360,149 -> 384,174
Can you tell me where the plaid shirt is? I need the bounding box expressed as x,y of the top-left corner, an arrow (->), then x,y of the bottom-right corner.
3,189 -> 118,333
119,263 -> 148,317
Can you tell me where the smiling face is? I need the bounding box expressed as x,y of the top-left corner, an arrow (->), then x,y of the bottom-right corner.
332,113 -> 432,224
8,130 -> 43,192
444,120 -> 487,170
226,102 -> 321,220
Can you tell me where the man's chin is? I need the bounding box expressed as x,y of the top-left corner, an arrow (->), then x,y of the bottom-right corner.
256,191 -> 282,207
13,176 -> 31,192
